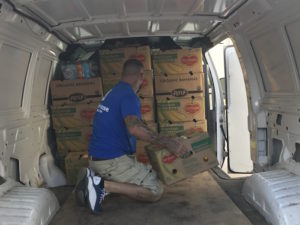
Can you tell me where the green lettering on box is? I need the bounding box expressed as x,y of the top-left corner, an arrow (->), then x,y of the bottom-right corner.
191,138 -> 212,152
56,131 -> 82,140
52,108 -> 76,115
153,54 -> 177,62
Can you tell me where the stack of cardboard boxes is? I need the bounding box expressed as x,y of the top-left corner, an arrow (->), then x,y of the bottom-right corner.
50,78 -> 103,184
99,46 -> 156,164
152,48 -> 207,136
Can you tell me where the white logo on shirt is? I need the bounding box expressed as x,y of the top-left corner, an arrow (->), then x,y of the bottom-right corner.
97,104 -> 110,113
97,90 -> 112,113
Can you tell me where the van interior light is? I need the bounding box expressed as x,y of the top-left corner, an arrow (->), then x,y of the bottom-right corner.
182,22 -> 196,32
177,36 -> 193,41
148,21 -> 151,30
74,27 -> 93,38
48,50 -> 56,56
57,41 -> 64,50
151,22 -> 160,33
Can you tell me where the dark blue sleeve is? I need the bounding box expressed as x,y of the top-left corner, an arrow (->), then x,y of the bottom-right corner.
121,94 -> 142,119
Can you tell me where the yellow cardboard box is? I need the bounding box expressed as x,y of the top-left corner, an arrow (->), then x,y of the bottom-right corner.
55,126 -> 92,153
65,151 -> 89,185
100,46 -> 151,76
102,70 -> 153,97
152,48 -> 203,75
138,70 -> 154,97
102,76 -> 122,94
145,130 -> 218,185
155,72 -> 204,95
51,103 -> 97,129
136,122 -> 157,164
156,94 -> 205,122
50,78 -> 103,106
140,97 -> 155,122
159,120 -> 207,135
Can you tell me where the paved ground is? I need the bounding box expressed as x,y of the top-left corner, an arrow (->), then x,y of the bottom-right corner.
50,171 -> 255,225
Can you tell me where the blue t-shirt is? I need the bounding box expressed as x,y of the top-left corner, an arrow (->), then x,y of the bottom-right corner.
88,81 -> 141,159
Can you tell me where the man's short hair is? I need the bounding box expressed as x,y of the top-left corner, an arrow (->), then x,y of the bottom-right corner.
122,59 -> 144,77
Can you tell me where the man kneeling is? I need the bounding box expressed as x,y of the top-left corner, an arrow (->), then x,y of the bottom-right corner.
74,59 -> 193,213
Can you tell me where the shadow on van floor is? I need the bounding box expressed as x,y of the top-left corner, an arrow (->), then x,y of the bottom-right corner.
49,171 -> 270,225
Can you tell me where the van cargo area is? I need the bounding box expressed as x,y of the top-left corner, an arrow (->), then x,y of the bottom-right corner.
1,0 -> 300,225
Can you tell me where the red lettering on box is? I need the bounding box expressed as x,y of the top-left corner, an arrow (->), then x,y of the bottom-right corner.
181,56 -> 198,66
141,105 -> 151,114
80,109 -> 96,119
185,103 -> 200,114
162,154 -> 177,164
130,54 -> 145,62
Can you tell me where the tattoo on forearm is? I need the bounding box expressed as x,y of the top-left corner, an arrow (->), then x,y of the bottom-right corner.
125,115 -> 183,154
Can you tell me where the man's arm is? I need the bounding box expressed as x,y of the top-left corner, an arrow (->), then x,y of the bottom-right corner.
125,115 -> 192,158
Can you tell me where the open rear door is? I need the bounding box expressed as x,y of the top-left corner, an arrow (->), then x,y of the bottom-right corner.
205,52 -> 225,167
224,46 -> 253,173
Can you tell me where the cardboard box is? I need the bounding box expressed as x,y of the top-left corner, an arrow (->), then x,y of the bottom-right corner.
152,48 -> 203,75
50,78 -> 103,106
65,151 -> 89,185
159,120 -> 207,135
156,94 -> 205,122
145,130 -> 218,185
140,97 -> 155,122
102,70 -> 153,96
55,126 -> 92,153
155,72 -> 204,95
100,46 -> 151,76
51,103 -> 97,129
136,122 -> 157,164
138,70 -> 154,97
102,76 -> 121,94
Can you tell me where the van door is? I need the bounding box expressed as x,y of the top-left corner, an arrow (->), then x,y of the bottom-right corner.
205,52 -> 225,167
224,46 -> 253,173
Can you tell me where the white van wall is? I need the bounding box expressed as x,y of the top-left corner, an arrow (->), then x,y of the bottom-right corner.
209,0 -> 300,172
0,2 -> 66,186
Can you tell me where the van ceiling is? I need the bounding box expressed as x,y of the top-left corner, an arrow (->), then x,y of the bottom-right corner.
8,0 -> 246,45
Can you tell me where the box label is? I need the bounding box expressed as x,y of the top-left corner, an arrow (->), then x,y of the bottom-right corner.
155,73 -> 204,95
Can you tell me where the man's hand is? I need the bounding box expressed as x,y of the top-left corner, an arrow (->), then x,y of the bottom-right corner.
164,137 -> 194,159
124,115 -> 193,159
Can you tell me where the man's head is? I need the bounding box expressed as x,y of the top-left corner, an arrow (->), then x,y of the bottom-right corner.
121,59 -> 144,93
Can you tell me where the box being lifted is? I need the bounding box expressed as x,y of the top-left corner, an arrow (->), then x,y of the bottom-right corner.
152,48 -> 203,75
145,130 -> 218,185
50,78 -> 103,106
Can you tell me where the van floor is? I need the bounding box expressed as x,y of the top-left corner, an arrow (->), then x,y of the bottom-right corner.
50,171 -> 268,225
